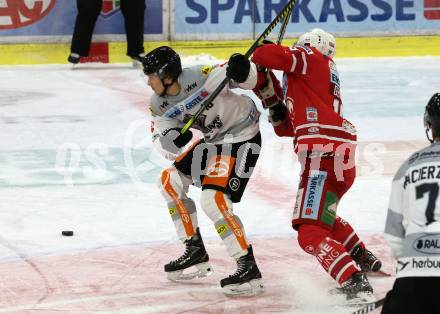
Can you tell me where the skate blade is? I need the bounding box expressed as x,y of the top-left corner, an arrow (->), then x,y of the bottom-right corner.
367,269 -> 391,277
223,279 -> 264,297
345,292 -> 376,306
167,262 -> 213,282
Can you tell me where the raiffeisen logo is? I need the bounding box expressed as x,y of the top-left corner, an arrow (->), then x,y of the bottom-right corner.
101,0 -> 121,19
0,0 -> 55,30
424,0 -> 440,20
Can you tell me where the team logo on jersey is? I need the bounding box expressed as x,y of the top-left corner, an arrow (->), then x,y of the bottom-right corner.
342,120 -> 356,134
185,82 -> 198,93
204,115 -> 223,133
0,0 -> 56,30
293,188 -> 304,220
160,101 -> 170,109
397,260 -> 410,271
306,107 -> 318,122
330,65 -> 340,87
207,160 -> 230,178
302,171 -> 327,220
333,85 -> 341,98
201,65 -> 213,76
229,178 -> 240,191
414,234 -> 440,254
101,0 -> 121,19
164,89 -> 209,119
308,126 -> 320,134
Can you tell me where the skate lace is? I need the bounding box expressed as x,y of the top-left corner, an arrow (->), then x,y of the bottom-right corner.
229,256 -> 247,278
358,250 -> 378,270
171,241 -> 191,265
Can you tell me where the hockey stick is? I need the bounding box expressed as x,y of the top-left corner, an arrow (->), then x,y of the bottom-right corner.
276,5 -> 292,45
349,296 -> 386,314
180,0 -> 298,134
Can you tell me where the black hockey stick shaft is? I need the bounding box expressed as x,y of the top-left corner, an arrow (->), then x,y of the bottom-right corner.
277,5 -> 292,45
350,297 -> 386,314
180,0 -> 298,134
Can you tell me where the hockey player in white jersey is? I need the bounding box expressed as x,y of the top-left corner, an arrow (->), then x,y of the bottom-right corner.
142,46 -> 263,296
382,93 -> 440,314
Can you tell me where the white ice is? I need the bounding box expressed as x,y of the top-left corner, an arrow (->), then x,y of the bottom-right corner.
0,56 -> 439,313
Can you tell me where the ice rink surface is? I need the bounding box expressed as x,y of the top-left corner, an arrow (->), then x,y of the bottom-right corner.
1,56 -> 440,313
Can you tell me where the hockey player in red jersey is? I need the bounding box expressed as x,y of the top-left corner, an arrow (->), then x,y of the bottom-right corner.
227,29 -> 382,302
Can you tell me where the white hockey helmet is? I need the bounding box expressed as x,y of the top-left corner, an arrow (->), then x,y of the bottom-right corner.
296,28 -> 336,58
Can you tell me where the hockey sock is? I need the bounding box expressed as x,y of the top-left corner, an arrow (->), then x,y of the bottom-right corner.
331,216 -> 365,254
298,224 -> 359,284
160,168 -> 197,239
201,189 -> 249,258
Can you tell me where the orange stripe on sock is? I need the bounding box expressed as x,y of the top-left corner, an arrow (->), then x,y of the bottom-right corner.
214,191 -> 248,250
161,169 -> 195,237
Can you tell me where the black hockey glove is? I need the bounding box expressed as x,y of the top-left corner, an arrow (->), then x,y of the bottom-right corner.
268,101 -> 287,126
174,129 -> 193,148
226,53 -> 250,83
160,128 -> 193,154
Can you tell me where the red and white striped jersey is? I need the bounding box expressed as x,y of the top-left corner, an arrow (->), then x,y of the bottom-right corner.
252,43 -> 357,155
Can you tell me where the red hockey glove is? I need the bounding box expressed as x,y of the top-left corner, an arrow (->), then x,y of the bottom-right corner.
252,70 -> 283,109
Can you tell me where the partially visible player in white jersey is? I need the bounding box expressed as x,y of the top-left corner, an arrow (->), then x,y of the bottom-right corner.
142,46 -> 264,296
383,93 -> 440,314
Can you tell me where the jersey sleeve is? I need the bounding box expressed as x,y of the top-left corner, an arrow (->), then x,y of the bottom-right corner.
203,63 -> 257,93
252,44 -> 312,76
273,117 -> 295,137
384,169 -> 407,258
151,109 -> 185,157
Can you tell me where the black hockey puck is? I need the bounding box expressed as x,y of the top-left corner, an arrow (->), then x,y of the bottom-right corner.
61,230 -> 74,236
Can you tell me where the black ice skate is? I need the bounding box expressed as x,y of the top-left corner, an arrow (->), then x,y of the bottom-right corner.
67,53 -> 80,65
131,53 -> 146,69
164,228 -> 213,281
220,245 -> 264,296
335,271 -> 375,304
351,245 -> 382,273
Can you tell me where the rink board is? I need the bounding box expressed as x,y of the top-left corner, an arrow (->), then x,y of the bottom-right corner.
1,35 -> 440,65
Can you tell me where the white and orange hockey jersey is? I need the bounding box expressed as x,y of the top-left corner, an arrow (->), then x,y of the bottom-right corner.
149,63 -> 260,158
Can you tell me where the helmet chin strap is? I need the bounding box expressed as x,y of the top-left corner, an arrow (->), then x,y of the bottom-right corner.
159,77 -> 177,97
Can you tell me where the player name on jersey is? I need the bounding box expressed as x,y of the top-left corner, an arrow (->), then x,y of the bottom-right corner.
404,165 -> 440,188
